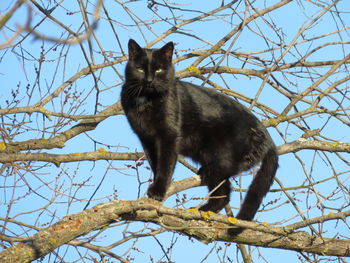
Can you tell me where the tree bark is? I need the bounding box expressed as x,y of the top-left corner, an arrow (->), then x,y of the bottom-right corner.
1,198 -> 349,263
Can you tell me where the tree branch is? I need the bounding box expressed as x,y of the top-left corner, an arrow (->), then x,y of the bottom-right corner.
1,198 -> 349,263
0,102 -> 122,153
1,139 -> 348,164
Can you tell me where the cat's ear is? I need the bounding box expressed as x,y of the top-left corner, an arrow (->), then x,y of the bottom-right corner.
128,39 -> 142,60
160,42 -> 174,62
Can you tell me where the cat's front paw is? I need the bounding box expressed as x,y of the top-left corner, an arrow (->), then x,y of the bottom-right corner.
147,183 -> 166,201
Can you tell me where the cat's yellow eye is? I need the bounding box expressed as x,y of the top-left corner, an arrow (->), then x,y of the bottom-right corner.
137,68 -> 144,73
155,69 -> 162,73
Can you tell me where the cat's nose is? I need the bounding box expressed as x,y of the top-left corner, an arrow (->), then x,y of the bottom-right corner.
145,76 -> 153,87
146,75 -> 153,84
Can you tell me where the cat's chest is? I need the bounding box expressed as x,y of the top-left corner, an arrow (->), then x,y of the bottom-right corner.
127,103 -> 164,136
128,97 -> 165,124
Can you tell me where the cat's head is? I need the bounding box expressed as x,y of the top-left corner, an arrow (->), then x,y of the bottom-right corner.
124,39 -> 175,94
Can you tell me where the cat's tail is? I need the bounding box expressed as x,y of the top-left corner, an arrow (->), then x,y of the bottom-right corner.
236,146 -> 278,221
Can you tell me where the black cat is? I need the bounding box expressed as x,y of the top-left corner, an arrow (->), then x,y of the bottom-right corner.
121,39 -> 278,225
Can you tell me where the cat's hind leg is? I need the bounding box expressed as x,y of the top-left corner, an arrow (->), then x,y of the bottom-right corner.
198,167 -> 232,213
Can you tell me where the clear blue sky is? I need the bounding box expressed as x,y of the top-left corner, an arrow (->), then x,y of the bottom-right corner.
1,1 -> 349,262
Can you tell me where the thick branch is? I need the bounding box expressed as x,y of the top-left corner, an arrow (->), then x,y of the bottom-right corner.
1,139 -> 348,164
0,151 -> 144,166
1,199 -> 349,263
278,139 -> 350,155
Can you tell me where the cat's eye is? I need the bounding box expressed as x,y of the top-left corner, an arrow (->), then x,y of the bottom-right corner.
137,68 -> 144,73
155,69 -> 163,73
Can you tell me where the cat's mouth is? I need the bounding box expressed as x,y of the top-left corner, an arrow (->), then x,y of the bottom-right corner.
142,81 -> 157,92
143,81 -> 154,89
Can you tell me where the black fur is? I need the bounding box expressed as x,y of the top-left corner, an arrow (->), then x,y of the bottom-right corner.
121,39 -> 278,225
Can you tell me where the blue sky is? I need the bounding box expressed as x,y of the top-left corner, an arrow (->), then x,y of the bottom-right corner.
1,1 -> 349,262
